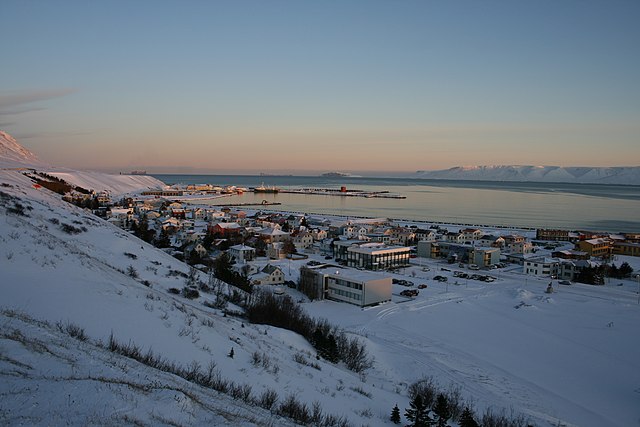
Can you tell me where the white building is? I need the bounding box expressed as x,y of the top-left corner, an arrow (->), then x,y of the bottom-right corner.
228,244 -> 256,263
524,256 -> 560,277
333,240 -> 410,271
304,266 -> 392,307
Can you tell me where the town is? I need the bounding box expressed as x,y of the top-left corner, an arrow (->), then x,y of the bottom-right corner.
66,183 -> 639,308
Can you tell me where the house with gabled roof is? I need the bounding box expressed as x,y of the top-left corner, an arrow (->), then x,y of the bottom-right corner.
209,222 -> 243,237
251,264 -> 284,285
259,227 -> 290,243
292,230 -> 314,251
228,244 -> 256,263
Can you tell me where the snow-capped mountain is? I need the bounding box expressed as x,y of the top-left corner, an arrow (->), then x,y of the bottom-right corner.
0,130 -> 164,195
0,130 -> 46,168
415,165 -> 640,185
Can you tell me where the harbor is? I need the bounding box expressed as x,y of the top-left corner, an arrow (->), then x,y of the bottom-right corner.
251,185 -> 407,199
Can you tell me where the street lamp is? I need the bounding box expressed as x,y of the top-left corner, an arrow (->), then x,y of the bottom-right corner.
636,274 -> 640,305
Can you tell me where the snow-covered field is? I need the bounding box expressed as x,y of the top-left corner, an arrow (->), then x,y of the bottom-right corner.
2,167 -> 640,426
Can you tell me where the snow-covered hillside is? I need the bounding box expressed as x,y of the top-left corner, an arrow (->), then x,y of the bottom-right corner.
0,130 -> 46,169
0,130 -> 164,196
0,170 -> 396,426
415,165 -> 640,185
46,170 -> 165,197
3,167 -> 640,426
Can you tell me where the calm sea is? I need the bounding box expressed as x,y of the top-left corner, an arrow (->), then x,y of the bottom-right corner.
152,174 -> 640,233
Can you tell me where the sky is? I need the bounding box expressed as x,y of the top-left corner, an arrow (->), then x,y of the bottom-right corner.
1,0 -> 639,174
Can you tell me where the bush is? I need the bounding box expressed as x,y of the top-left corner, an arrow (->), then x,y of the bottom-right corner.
258,388 -> 279,411
127,265 -> 139,278
182,287 -> 200,299
56,320 -> 88,341
61,223 -> 85,234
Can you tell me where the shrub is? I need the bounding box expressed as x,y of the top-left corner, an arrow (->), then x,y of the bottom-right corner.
181,287 -> 200,299
258,388 -> 279,411
56,320 -> 88,341
126,265 -> 139,278
61,223 -> 84,234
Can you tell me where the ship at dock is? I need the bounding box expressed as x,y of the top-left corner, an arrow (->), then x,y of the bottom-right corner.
253,183 -> 280,193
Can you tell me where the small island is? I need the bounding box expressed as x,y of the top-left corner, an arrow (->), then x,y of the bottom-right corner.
321,172 -> 351,178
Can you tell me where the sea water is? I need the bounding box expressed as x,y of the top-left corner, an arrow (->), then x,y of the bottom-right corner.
152,174 -> 640,232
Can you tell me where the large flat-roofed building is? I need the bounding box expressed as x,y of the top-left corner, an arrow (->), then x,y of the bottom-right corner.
333,240 -> 410,271
575,238 -> 611,258
300,266 -> 392,307
612,241 -> 640,257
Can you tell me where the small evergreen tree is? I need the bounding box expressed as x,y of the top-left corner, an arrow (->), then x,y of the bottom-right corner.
390,404 -> 401,424
459,407 -> 479,427
619,262 -> 633,278
405,394 -> 432,427
433,393 -> 451,427
228,347 -> 234,358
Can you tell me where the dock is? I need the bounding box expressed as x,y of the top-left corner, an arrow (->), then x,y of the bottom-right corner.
277,187 -> 406,199
211,201 -> 283,207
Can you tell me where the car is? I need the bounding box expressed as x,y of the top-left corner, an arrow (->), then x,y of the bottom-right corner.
421,267 -> 431,272
400,289 -> 419,297
469,264 -> 480,270
433,275 -> 448,282
392,278 -> 401,284
558,280 -> 572,286
325,255 -> 333,260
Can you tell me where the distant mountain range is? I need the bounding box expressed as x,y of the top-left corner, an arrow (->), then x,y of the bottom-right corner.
414,165 -> 640,185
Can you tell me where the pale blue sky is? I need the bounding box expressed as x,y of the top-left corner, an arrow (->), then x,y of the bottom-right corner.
1,0 -> 639,173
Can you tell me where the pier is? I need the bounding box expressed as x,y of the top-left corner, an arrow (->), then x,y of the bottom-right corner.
258,187 -> 407,199
211,201 -> 282,207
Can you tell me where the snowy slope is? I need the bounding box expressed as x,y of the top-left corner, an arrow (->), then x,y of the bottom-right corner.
2,165 -> 640,426
46,170 -> 165,196
415,165 -> 640,185
0,130 -> 164,195
0,170 -> 399,426
0,130 -> 47,169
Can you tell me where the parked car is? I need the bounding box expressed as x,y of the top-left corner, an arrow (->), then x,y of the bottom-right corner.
417,284 -> 428,289
400,289 -> 419,297
558,280 -> 573,286
325,255 -> 333,260
433,275 -> 448,282
469,264 -> 480,270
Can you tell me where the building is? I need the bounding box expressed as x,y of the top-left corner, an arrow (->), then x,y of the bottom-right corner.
250,264 -> 284,285
209,222 -> 243,237
575,238 -> 611,258
470,247 -> 501,267
536,229 -> 571,241
228,244 -> 256,263
612,241 -> 640,257
523,256 -> 560,277
552,250 -> 590,260
333,241 -> 410,271
416,241 -> 440,258
141,189 -> 184,197
300,266 -> 392,307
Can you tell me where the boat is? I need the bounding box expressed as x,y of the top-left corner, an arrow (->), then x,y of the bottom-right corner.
253,183 -> 280,193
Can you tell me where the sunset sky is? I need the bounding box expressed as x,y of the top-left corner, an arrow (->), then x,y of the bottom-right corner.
1,1 -> 639,174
